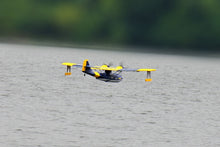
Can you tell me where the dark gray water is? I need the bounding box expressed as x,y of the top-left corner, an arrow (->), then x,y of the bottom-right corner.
1,43 -> 220,146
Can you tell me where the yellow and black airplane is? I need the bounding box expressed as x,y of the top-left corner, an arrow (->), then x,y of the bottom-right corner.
62,59 -> 156,82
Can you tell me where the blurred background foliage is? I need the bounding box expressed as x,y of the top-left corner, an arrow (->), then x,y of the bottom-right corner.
0,0 -> 220,51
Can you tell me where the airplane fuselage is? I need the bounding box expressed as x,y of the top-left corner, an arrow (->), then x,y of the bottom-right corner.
96,73 -> 123,82
83,70 -> 123,82
81,60 -> 123,82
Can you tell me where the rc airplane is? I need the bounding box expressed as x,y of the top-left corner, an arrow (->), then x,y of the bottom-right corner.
62,59 -> 156,82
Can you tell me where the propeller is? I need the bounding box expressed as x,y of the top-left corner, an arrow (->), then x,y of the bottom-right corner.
108,62 -> 113,67
119,61 -> 125,68
103,62 -> 113,67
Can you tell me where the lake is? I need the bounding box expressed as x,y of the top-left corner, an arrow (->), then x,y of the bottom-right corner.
1,43 -> 220,146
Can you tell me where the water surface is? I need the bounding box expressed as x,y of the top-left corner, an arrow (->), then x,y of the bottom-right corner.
1,44 -> 220,146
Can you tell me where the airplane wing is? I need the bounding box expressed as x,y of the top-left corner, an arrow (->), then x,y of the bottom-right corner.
62,62 -> 82,68
92,65 -> 123,71
91,65 -> 156,72
121,68 -> 156,72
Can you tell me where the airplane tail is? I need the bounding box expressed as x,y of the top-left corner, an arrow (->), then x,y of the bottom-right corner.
82,59 -> 100,78
82,59 -> 91,72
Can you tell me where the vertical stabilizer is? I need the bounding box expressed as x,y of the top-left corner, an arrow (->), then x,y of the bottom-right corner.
82,59 -> 90,72
82,59 -> 96,77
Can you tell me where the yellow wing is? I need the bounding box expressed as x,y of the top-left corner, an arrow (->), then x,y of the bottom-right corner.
92,65 -> 123,71
121,68 -> 156,72
62,63 -> 77,66
137,69 -> 156,72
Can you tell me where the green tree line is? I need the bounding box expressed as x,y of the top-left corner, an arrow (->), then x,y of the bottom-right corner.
1,0 -> 220,50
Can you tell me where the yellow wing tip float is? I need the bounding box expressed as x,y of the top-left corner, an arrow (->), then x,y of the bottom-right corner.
65,72 -> 72,76
145,79 -> 152,82
62,59 -> 156,82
